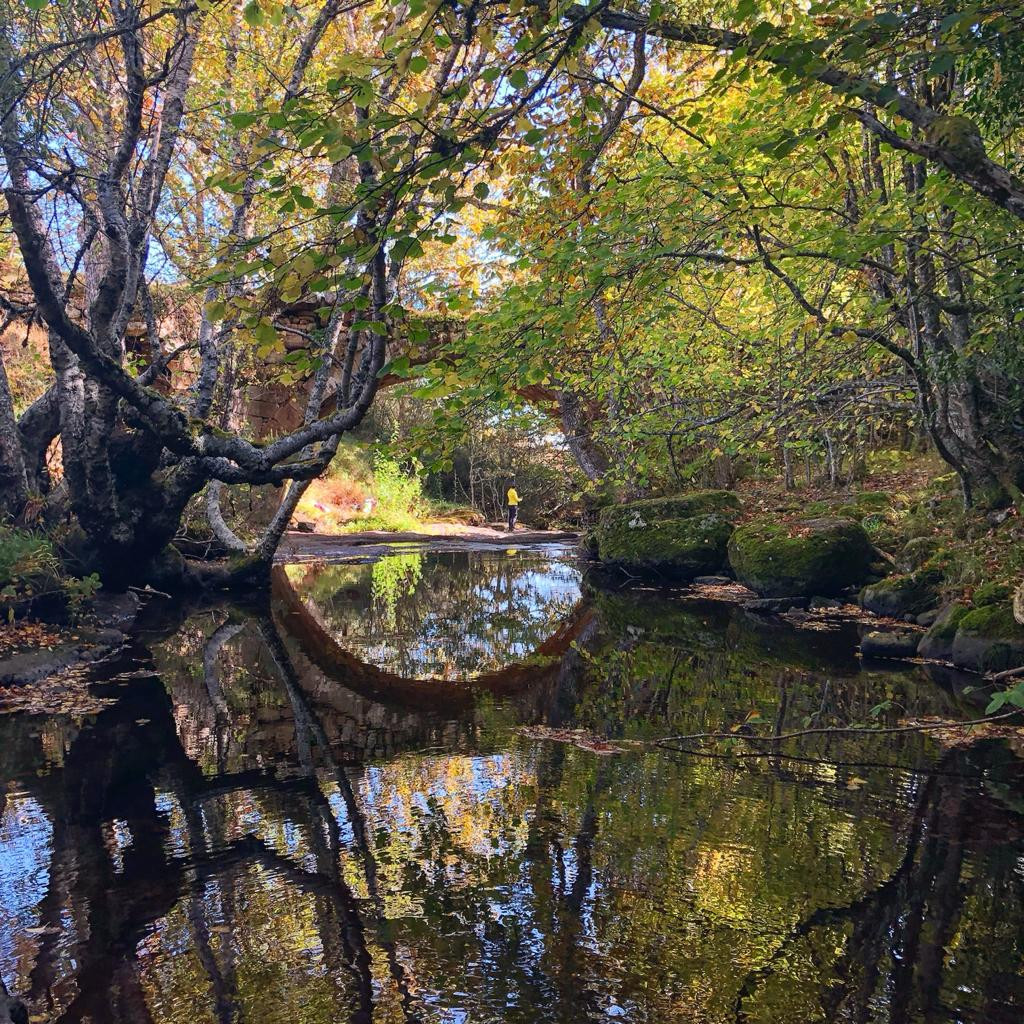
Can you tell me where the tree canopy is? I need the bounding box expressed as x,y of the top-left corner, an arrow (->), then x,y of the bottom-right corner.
1,0 -> 1023,583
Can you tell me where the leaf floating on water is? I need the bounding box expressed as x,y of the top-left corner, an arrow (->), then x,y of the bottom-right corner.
846,776 -> 868,790
0,663 -> 114,717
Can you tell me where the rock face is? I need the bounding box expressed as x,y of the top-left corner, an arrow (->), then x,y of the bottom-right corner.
919,603 -> 968,661
951,603 -> 1024,673
727,517 -> 874,599
594,491 -> 741,579
860,569 -> 942,620
861,630 -> 921,659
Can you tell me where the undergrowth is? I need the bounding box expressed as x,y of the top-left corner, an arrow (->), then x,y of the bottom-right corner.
0,526 -> 100,620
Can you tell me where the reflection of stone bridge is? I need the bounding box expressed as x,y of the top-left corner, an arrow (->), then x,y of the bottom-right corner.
270,565 -> 593,717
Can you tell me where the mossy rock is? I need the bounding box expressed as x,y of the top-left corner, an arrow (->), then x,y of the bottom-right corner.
596,513 -> 735,579
860,569 -> 942,620
594,491 -> 740,580
951,603 -> 1024,673
727,517 -> 874,599
897,535 -> 942,572
919,603 -> 968,661
597,490 -> 740,533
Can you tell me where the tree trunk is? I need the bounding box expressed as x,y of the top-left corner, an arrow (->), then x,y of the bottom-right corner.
558,390 -> 610,483
0,346 -> 28,519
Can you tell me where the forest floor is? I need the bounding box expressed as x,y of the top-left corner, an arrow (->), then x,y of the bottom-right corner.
731,452 -> 1022,601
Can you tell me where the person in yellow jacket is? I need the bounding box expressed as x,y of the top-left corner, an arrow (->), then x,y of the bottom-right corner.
506,476 -> 520,532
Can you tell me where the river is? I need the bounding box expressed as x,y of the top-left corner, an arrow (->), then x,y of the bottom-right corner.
1,545 -> 1022,1022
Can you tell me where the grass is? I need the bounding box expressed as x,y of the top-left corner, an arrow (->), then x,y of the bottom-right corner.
0,527 -> 59,589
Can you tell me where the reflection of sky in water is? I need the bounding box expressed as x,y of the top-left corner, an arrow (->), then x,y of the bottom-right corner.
0,793 -> 52,979
289,548 -> 583,679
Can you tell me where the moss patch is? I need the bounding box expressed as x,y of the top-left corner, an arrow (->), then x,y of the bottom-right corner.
727,517 -> 874,599
972,582 -> 1012,607
597,490 -> 740,533
860,569 -> 942,619
854,491 -> 894,512
596,513 -> 735,579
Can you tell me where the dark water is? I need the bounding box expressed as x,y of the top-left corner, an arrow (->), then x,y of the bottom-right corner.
1,546 -> 1023,1023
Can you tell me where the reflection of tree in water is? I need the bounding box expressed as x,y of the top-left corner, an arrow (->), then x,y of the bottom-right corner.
286,549 -> 582,679
570,590 -> 971,762
0,593 -> 1022,1023
370,553 -> 423,630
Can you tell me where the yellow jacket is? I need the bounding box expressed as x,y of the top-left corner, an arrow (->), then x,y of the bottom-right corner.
507,488 -> 520,506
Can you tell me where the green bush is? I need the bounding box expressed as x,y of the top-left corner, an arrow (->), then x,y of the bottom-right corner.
339,452 -> 427,532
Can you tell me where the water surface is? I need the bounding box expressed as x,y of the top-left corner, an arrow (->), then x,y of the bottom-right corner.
1,546 -> 1022,1023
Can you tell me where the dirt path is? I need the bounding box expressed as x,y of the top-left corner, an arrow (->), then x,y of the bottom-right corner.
277,523 -> 579,563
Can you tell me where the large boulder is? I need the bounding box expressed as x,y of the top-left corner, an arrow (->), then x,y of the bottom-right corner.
918,603 -> 969,661
594,491 -> 740,579
727,517 -> 874,599
951,603 -> 1024,674
860,568 -> 942,620
861,629 -> 921,660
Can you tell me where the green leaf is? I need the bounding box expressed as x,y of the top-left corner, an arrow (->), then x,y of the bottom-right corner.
242,1 -> 263,26
252,322 -> 278,345
986,691 -> 1009,714
355,319 -> 388,336
379,355 -> 412,378
508,69 -> 528,90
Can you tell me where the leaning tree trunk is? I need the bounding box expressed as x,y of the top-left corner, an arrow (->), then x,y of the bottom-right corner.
558,389 -> 611,483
